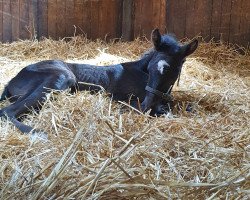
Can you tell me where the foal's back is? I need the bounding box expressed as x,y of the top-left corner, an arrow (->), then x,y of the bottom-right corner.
6,60 -> 77,100
7,59 -> 149,102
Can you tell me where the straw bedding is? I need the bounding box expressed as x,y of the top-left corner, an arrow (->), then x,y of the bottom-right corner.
0,36 -> 249,199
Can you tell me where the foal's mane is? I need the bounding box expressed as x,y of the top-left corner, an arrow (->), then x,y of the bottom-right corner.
140,48 -> 155,59
141,34 -> 180,59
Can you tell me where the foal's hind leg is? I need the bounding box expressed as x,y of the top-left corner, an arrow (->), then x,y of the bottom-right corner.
1,75 -> 76,134
0,84 -> 50,134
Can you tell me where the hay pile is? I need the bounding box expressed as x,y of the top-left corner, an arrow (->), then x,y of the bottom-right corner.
0,36 -> 249,199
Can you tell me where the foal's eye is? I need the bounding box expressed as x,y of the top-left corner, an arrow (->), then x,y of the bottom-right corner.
157,60 -> 170,74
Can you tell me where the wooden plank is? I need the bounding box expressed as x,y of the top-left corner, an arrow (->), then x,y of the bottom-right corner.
2,0 -> 12,42
185,0 -> 212,40
19,0 -> 29,40
166,0 -> 174,34
37,0 -> 48,39
98,0 -> 122,40
134,0 -> 154,38
183,0 -> 196,39
97,0 -> 106,39
81,0 -> 91,37
133,0 -> 143,38
167,0 -> 187,39
29,0 -> 38,40
200,0 -> 213,40
133,0 -> 166,39
210,0 -> 223,42
229,0 -> 250,44
65,0 -> 75,37
229,0 -> 243,44
0,0 -> 3,41
74,0 -> 84,36
237,0 -> 250,46
115,0 -> 123,38
122,0 -> 134,40
107,0 -> 123,39
56,0 -> 66,39
11,0 -> 19,41
158,0 -> 167,33
219,0 -> 233,43
142,0 -> 154,38
90,0 -> 99,39
152,0 -> 166,34
48,0 -> 57,39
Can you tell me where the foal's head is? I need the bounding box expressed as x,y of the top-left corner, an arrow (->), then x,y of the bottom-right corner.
141,29 -> 198,113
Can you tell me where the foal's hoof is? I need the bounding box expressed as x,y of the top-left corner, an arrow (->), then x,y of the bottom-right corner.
29,129 -> 48,143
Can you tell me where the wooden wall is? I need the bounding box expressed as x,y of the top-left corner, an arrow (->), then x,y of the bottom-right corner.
0,0 -> 249,46
166,0 -> 250,45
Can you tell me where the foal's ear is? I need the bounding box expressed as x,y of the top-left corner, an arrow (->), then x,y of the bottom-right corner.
183,39 -> 198,57
151,28 -> 162,50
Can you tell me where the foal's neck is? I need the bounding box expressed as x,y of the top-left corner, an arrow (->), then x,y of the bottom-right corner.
127,49 -> 154,72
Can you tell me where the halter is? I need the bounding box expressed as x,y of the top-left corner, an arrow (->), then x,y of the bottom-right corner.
145,85 -> 173,101
145,66 -> 182,101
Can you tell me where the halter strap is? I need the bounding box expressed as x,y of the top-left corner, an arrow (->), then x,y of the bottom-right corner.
145,85 -> 172,101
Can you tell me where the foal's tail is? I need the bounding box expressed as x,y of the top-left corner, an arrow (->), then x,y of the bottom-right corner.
0,86 -> 9,102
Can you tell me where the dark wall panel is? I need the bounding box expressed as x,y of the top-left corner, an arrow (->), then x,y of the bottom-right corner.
19,0 -> 29,40
134,0 -> 166,39
0,0 -> 249,47
166,0 -> 187,39
210,0 -> 223,41
65,0 -> 74,37
0,0 -> 3,41
37,0 -> 48,39
11,0 -> 19,41
2,0 -> 12,42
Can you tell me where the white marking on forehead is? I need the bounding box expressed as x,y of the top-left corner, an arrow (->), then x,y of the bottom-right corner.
157,60 -> 169,74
